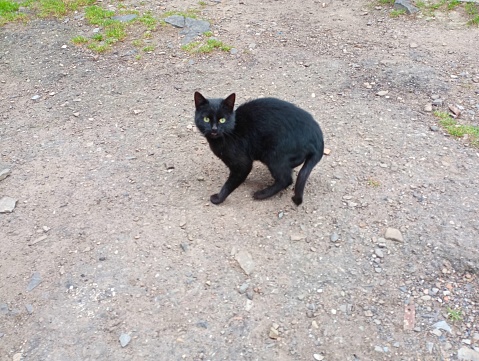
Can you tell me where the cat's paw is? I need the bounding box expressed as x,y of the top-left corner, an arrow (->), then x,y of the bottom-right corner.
210,194 -> 224,204
292,195 -> 303,206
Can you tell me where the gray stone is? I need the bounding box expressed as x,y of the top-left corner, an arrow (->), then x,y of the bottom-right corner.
0,303 -> 8,314
111,14 -> 138,22
230,48 -> 238,55
432,99 -> 444,106
25,304 -> 33,314
375,248 -> 384,258
433,320 -> 452,334
0,196 -> 17,213
197,320 -> 208,328
458,347 -> 479,361
180,18 -> 210,44
0,168 -> 11,181
235,250 -> 255,275
394,0 -> 419,14
385,227 -> 403,242
119,333 -> 131,347
246,289 -> 254,300
238,283 -> 249,294
31,95 -> 40,100
374,345 -> 384,353
330,232 -> 339,242
27,272 -> 42,291
430,125 -> 439,132
424,104 -> 433,112
164,15 -> 185,28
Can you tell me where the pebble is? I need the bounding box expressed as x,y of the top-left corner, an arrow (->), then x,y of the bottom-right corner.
269,326 -> 279,339
230,48 -> 238,55
374,345 -> 384,353
0,196 -> 17,213
119,333 -> 131,347
431,329 -> 442,337
430,125 -> 439,132
374,248 -> 384,258
376,90 -> 389,96
427,342 -> 434,353
25,304 -> 33,314
410,42 -> 418,48
0,168 -> 11,181
330,232 -> 339,242
235,250 -> 255,275
457,347 -> 479,361
311,320 -> 319,329
238,283 -> 249,294
31,95 -> 40,100
432,99 -> 444,106
385,227 -> 403,242
13,354 -> 23,361
323,148 -> 331,155
246,289 -> 254,300
180,243 -> 188,252
313,354 -> 324,360
364,310 -> 373,317
245,299 -> 253,311
424,104 -> 433,112
26,272 -> 42,291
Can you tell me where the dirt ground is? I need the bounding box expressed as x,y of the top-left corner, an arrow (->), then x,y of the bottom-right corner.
1,0 -> 479,360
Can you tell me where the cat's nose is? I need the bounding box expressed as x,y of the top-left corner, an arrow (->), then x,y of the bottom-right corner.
212,124 -> 218,130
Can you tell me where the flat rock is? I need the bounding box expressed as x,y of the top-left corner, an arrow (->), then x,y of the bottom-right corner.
25,304 -> 34,314
111,14 -> 138,22
291,233 -> 307,241
235,250 -> 255,275
164,15 -> 185,28
433,320 -> 452,334
0,196 -> 17,213
385,227 -> 403,242
0,168 -> 11,181
180,18 -> 210,44
394,0 -> 419,14
376,90 -> 389,96
458,347 -> 479,361
119,333 -> 131,347
26,272 -> 42,291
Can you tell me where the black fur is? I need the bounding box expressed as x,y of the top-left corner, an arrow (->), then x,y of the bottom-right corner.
194,92 -> 324,205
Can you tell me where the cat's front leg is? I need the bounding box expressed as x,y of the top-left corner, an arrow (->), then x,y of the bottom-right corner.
210,162 -> 252,204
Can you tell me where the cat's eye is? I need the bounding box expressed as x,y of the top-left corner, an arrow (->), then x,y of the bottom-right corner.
219,118 -> 226,123
203,117 -> 210,123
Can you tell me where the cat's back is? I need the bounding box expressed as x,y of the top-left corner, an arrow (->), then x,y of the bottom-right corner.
235,97 -> 321,133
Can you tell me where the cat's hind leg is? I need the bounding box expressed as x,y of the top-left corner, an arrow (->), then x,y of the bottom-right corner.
292,152 -> 322,205
253,163 -> 293,201
210,161 -> 252,204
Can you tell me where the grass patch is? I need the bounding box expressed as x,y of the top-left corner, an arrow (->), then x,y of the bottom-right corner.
390,9 -> 406,17
182,37 -> 232,53
434,111 -> 479,147
84,5 -> 114,25
378,0 -> 394,4
0,0 -> 27,24
465,2 -> 479,25
137,11 -> 158,30
447,307 -> 463,322
142,45 -> 154,52
71,35 -> 88,44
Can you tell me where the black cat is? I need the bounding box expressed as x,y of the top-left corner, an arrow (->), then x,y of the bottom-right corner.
194,92 -> 324,205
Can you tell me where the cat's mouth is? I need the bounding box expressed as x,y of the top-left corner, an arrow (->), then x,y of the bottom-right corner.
208,131 -> 220,138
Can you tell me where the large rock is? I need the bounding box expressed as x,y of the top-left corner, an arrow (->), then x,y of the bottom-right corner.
458,347 -> 479,361
164,15 -> 185,28
235,250 -> 255,275
394,0 -> 419,14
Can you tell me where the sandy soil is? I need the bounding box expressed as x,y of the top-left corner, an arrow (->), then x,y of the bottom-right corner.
1,0 -> 479,360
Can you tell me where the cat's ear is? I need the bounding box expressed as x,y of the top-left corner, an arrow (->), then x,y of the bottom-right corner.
223,93 -> 236,112
194,92 -> 208,108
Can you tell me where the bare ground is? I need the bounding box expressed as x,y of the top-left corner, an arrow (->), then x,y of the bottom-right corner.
1,0 -> 479,360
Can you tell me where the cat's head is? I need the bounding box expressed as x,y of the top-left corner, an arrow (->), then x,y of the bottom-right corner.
194,92 -> 236,139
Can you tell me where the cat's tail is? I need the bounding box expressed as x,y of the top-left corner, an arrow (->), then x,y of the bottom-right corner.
292,150 -> 323,206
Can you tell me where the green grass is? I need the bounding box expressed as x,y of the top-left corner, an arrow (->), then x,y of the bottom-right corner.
137,11 -> 158,31
378,0 -> 394,4
465,3 -> 479,25
71,35 -> 88,44
198,1 -> 207,6
0,0 -> 26,24
434,111 -> 479,147
390,9 -> 406,17
203,30 -> 213,37
447,307 -> 463,322
182,37 -> 232,53
84,5 -> 114,25
142,45 -> 154,52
